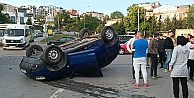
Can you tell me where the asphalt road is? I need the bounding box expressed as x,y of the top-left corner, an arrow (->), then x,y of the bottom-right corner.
1,36 -> 194,98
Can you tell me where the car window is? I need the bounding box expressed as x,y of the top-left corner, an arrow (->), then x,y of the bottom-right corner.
59,38 -> 67,41
66,37 -> 74,40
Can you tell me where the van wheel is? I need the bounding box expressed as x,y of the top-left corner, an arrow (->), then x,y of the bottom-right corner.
26,44 -> 43,57
79,28 -> 92,38
41,45 -> 63,65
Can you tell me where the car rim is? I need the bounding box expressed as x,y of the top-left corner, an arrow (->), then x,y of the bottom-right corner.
119,49 -> 124,54
31,48 -> 40,55
48,49 -> 59,60
105,29 -> 113,40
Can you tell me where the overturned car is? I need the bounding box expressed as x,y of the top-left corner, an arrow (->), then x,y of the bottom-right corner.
19,26 -> 120,80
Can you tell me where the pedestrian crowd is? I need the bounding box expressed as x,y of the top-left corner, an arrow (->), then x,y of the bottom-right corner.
126,30 -> 194,98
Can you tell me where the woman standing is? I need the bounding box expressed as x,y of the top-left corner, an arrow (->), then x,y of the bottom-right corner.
169,36 -> 190,98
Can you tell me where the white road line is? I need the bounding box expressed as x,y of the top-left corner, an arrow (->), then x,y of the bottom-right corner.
49,88 -> 64,98
188,83 -> 194,92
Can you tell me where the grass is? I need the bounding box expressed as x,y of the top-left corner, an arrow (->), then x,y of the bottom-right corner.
40,34 -> 78,42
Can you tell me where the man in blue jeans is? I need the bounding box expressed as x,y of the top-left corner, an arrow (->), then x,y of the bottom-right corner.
164,30 -> 174,72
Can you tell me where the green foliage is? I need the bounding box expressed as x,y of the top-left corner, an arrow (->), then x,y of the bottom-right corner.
0,4 -> 12,24
103,15 -> 110,22
124,5 -> 146,32
112,19 -> 125,35
110,11 -> 124,19
95,23 -> 104,34
26,18 -> 32,25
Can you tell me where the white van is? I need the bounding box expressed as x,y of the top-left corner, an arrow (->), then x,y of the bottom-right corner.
0,24 -> 34,50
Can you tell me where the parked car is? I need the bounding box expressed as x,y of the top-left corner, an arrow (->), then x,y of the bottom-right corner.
119,35 -> 134,43
47,36 -> 77,45
119,41 -> 131,55
34,30 -> 43,37
19,26 -> 120,80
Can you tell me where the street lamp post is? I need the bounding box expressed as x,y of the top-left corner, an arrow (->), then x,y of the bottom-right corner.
84,6 -> 89,28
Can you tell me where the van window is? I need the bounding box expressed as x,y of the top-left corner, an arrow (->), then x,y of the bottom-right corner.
4,29 -> 24,36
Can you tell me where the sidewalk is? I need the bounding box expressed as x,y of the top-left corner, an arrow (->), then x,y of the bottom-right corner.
128,64 -> 194,98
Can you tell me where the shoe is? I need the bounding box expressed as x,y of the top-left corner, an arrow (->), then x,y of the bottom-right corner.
163,69 -> 168,72
155,75 -> 162,78
151,76 -> 157,79
144,83 -> 149,87
159,66 -> 163,68
134,83 -> 140,87
189,78 -> 194,81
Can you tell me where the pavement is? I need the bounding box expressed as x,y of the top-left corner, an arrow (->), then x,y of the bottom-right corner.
122,55 -> 194,98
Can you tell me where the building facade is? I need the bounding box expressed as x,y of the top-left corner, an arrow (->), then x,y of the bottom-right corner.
86,11 -> 104,21
153,5 -> 190,21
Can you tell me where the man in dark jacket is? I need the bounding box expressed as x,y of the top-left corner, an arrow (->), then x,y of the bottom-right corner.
158,34 -> 165,68
164,30 -> 174,72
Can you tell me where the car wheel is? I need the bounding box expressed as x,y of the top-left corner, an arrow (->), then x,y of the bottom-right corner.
41,45 -> 63,65
26,44 -> 43,57
101,26 -> 115,42
79,28 -> 92,38
119,48 -> 125,55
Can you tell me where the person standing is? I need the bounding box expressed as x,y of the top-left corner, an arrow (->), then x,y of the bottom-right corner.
126,31 -> 142,79
169,36 -> 190,98
158,34 -> 166,68
146,35 -> 153,67
164,30 -> 174,72
132,31 -> 149,87
186,36 -> 194,81
148,33 -> 160,79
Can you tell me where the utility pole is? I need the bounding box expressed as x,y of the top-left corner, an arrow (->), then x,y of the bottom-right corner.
84,6 -> 89,28
58,17 -> 60,30
138,8 -> 140,31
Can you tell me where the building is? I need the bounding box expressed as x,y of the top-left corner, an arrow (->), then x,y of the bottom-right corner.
105,18 -> 122,26
153,5 -> 190,21
86,11 -> 104,21
0,2 -> 16,12
135,1 -> 161,18
67,9 -> 78,18
18,5 -> 37,18
37,5 -> 65,17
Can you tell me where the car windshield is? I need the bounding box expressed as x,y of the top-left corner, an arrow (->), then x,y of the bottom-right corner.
0,29 -> 5,36
124,41 -> 129,44
4,29 -> 24,36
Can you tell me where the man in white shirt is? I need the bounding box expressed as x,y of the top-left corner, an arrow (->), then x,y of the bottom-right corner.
126,31 -> 142,79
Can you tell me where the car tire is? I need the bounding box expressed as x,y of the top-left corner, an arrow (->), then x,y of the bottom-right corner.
41,45 -> 63,65
79,28 -> 92,38
26,44 -> 43,57
101,26 -> 115,42
119,48 -> 125,55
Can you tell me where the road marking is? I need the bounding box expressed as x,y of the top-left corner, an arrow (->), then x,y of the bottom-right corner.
49,88 -> 64,98
188,83 -> 194,92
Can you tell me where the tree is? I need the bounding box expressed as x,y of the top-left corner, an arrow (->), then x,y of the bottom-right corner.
103,14 -> 110,22
162,17 -> 171,31
26,18 -> 32,25
0,4 -> 11,24
185,4 -> 194,29
112,19 -> 125,35
110,11 -> 124,19
54,12 -> 70,29
124,5 -> 145,32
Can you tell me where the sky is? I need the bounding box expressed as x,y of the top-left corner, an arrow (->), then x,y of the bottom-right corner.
1,0 -> 194,16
